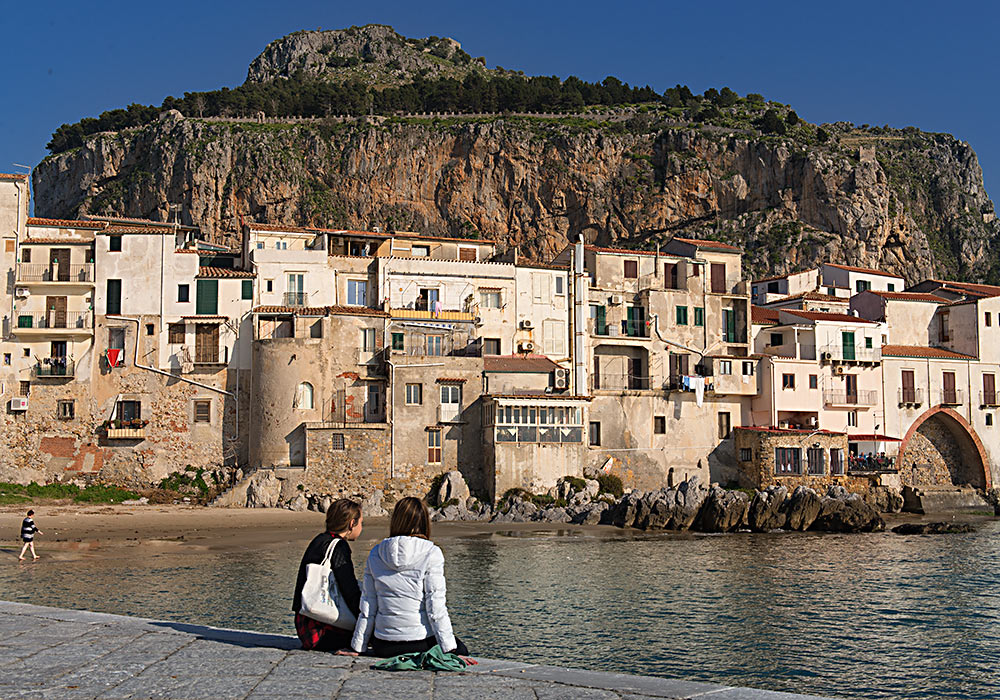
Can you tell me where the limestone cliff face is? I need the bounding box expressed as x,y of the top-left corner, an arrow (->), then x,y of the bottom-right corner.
33,110 -> 1000,282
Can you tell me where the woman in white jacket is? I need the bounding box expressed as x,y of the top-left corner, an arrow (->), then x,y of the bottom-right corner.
345,497 -> 470,658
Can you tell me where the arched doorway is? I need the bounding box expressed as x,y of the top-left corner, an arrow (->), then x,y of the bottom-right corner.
898,408 -> 991,489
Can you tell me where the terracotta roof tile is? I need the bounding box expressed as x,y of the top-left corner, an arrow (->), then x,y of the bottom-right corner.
585,245 -> 660,257
766,290 -> 845,303
327,305 -> 389,318
866,290 -> 946,303
22,238 -> 93,245
735,426 -> 844,435
669,236 -> 741,252
782,309 -> 877,324
436,377 -> 469,383
752,269 -> 817,284
751,306 -> 780,324
823,262 -> 902,277
929,280 -> 1000,298
27,217 -> 106,230
847,433 -> 902,442
881,344 -> 976,360
484,354 -> 562,373
196,267 -> 255,279
0,173 -> 28,181
484,393 -> 592,401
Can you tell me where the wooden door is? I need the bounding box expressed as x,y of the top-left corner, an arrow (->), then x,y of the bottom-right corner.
901,370 -> 915,403
459,247 -> 477,262
46,296 -> 67,328
195,324 -> 219,364
711,263 -> 726,293
50,249 -> 70,281
985,374 -> 997,405
943,371 -> 957,404
845,374 -> 858,403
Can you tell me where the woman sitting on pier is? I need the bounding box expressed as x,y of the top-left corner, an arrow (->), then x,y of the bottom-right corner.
293,498 -> 364,651
343,497 -> 470,659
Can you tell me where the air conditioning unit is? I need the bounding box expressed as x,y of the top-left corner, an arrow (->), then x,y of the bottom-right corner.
809,416 -> 818,427
9,397 -> 28,411
834,366 -> 845,375
553,368 -> 569,389
821,352 -> 833,361
473,316 -> 482,326
14,288 -> 28,297
520,320 -> 534,330
518,341 -> 534,353
609,294 -> 623,305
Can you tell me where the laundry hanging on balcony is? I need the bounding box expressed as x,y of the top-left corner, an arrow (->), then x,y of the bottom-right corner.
106,348 -> 123,368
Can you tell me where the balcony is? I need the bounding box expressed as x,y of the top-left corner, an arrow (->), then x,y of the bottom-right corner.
938,389 -> 964,406
33,358 -> 76,378
824,390 -> 878,406
14,311 -> 92,333
980,391 -> 1000,407
621,319 -> 650,338
820,344 -> 881,364
105,427 -> 146,440
283,291 -> 309,307
16,263 -> 94,284
588,318 -> 610,336
593,374 -> 653,391
709,276 -> 746,295
898,388 -> 925,407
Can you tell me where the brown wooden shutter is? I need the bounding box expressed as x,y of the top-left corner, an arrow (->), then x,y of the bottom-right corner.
711,263 -> 726,293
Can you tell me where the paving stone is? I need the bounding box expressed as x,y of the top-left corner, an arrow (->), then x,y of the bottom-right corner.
536,686 -> 621,700
491,664 -> 727,698
692,689 -> 843,700
97,674 -> 262,699
432,674 -> 538,700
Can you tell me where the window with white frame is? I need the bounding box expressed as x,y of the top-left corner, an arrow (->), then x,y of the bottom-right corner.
532,273 -> 551,303
742,361 -> 756,376
347,279 -> 367,306
405,383 -> 422,405
719,360 -> 732,375
543,320 -> 566,355
295,382 -> 314,410
775,447 -> 801,475
554,276 -> 565,295
360,328 -> 376,352
848,410 -> 858,427
480,290 -> 501,308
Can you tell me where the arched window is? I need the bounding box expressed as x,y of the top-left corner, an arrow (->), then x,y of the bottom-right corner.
296,382 -> 314,410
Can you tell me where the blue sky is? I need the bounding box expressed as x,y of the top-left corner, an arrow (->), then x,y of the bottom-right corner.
4,1 -> 999,200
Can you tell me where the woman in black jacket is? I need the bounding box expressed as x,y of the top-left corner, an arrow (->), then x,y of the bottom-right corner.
293,498 -> 363,651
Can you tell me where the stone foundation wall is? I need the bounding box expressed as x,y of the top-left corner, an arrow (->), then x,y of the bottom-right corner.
899,416 -> 984,488
735,429 -> 873,492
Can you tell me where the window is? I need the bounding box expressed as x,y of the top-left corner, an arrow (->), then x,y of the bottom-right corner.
770,333 -> 783,346
427,429 -> 442,463
742,361 -> 755,376
295,382 -> 314,410
331,434 -> 345,450
177,284 -> 190,303
723,308 -> 737,343
116,400 -> 140,421
367,385 -> 381,417
865,337 -> 873,349
856,279 -> 871,292
242,280 -> 253,300
654,416 -> 666,434
554,277 -> 565,295
939,311 -> 950,342
809,374 -> 818,389
145,323 -> 155,336
193,400 -> 211,423
543,320 -> 566,355
106,279 -> 122,315
109,235 -> 122,252
848,410 -> 858,427
888,283 -> 895,292
109,328 -> 126,353
676,306 -> 688,325
266,280 -> 273,293
391,332 -> 404,351
275,241 -> 287,250
480,291 -> 501,308
694,307 -> 705,326
718,411 -> 731,439
405,384 -> 422,405
719,360 -> 732,375
482,338 -> 501,355
256,242 -> 264,250
739,447 -> 752,462
782,374 -> 795,390
360,328 -> 376,352
531,274 -> 551,303
2,354 -> 8,365
412,245 -> 430,257
285,273 -> 304,306
665,263 -> 679,289
767,281 -> 780,294
23,348 -> 29,357
830,448 -> 844,475
196,279 -> 218,315
21,248 -> 30,263
426,335 -> 443,356
624,260 -> 638,279
988,414 -> 994,427
168,323 -> 185,345
439,384 -> 462,420
807,447 -> 825,475
988,312 -> 993,327
19,381 -> 30,397
775,447 -> 801,475
589,421 -> 601,446
58,400 -> 75,420
347,279 -> 367,306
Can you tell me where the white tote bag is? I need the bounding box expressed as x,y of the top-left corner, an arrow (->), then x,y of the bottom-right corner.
299,540 -> 357,629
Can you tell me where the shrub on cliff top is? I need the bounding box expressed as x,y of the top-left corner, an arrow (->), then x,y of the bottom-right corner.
596,473 -> 624,499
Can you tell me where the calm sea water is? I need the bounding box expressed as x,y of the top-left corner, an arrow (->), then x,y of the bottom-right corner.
4,522 -> 1000,700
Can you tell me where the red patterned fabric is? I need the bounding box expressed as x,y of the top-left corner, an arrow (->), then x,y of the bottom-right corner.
295,612 -> 351,651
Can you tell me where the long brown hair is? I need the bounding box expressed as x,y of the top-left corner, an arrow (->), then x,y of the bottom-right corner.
389,497 -> 431,539
326,498 -> 362,534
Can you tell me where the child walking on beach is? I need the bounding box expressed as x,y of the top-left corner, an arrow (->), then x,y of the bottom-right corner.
19,510 -> 42,561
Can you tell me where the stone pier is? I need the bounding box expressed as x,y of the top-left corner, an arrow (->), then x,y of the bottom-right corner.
0,601 -> 840,699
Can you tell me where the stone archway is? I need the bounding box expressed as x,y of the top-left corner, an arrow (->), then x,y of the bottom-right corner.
898,407 -> 991,489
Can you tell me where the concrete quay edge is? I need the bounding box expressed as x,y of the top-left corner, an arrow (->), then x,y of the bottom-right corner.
0,600 -> 845,700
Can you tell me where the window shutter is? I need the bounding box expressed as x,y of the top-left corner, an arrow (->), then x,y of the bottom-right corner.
196,280 -> 218,315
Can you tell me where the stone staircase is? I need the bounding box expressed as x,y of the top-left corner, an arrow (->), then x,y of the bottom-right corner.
902,485 -> 990,514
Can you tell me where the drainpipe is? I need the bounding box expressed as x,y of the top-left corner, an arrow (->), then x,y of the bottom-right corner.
572,236 -> 588,394
107,315 -> 239,463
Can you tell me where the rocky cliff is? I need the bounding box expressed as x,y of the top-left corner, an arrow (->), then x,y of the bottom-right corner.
32,26 -> 1000,283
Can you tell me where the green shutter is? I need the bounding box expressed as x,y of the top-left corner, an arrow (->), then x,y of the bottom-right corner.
196,280 -> 218,315
676,306 -> 688,325
595,306 -> 607,335
107,279 -> 122,315
241,280 -> 253,300
694,307 -> 705,326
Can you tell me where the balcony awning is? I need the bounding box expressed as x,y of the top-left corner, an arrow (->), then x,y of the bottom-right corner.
847,434 -> 901,442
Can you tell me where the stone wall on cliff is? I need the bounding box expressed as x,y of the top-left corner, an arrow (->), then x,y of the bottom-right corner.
33,110 -> 1000,283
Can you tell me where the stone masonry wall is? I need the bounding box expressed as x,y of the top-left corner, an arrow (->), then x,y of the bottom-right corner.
899,416 -> 983,488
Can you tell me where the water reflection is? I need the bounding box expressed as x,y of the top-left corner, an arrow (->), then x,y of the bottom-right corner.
3,524 -> 1000,699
